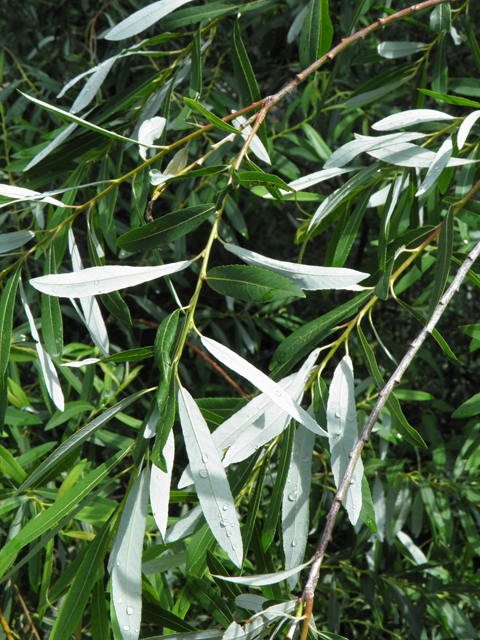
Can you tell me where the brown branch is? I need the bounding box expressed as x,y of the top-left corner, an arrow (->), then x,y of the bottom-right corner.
296,236 -> 480,638
12,580 -> 41,640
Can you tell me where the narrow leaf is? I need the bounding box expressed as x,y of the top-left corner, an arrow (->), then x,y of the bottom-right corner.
41,246 -> 63,358
282,424 -> 315,588
457,110 -> 480,150
416,138 -> 453,196
0,267 -> 21,383
201,336 -> 328,437
206,265 -> 305,302
225,243 -> 368,291
30,259 -> 193,297
427,207 -> 454,318
112,468 -> 150,640
178,385 -> 243,567
377,42 -> 427,59
0,230 -> 35,255
372,109 -> 455,131
300,0 -> 333,70
106,0 -> 195,40
138,117 -> 166,160
327,356 -> 363,525
213,561 -> 311,586
183,98 -> 239,134
150,430 -> 174,539
117,205 -> 215,252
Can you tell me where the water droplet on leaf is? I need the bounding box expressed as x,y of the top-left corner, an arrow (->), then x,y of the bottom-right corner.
291,539 -> 297,547
123,625 -> 130,631
226,530 -> 232,538
116,597 -> 123,604
222,504 -> 228,511
202,453 -> 209,463
275,390 -> 282,397
288,492 -> 297,501
127,606 -> 134,615
335,410 -> 341,418
199,470 -> 208,478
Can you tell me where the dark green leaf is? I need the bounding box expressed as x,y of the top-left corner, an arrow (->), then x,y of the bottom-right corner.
117,204 -> 215,252
237,171 -> 294,192
206,265 -> 305,302
183,98 -> 239,133
41,246 -> 63,358
300,0 -> 333,70
452,393 -> 480,419
189,24 -> 202,100
430,4 -> 451,34
428,207 -> 454,319
432,33 -> 447,95
0,266 -> 21,384
188,577 -> 234,628
418,88 -> 480,108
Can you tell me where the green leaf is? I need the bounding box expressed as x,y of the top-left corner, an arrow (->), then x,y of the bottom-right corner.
206,265 -> 305,302
0,266 -> 21,385
231,19 -> 267,148
332,190 -> 371,268
299,0 -> 333,70
105,0 -> 195,40
452,393 -> 480,419
213,560 -> 311,586
430,3 -> 451,34
188,578 -> 234,628
237,171 -> 294,192
45,400 -> 94,431
152,375 -> 176,472
359,475 -> 377,533
428,207 -> 453,319
418,88 -> 480,109
356,325 -> 427,449
101,347 -> 154,363
432,33 -> 448,95
161,0 -> 271,28
466,16 -> 480,73
49,517 -> 113,640
261,424 -> 295,551
117,205 -> 215,252
0,444 -> 28,484
91,580 -> 110,640
271,290 -> 373,379
189,24 -> 202,99
183,98 -> 239,134
41,246 -> 63,358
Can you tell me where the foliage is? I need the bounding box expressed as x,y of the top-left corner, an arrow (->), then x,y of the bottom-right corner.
1,0 -> 480,639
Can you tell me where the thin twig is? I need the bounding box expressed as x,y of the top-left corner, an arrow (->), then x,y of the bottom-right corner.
297,236 -> 480,640
0,604 -> 14,640
12,580 -> 41,640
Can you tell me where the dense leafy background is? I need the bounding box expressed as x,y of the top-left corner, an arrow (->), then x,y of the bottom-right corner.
1,1 -> 480,639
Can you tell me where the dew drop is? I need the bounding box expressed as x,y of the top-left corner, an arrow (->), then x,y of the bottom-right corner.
291,539 -> 297,547
116,597 -> 123,604
335,410 -> 341,418
287,478 -> 292,483
288,492 -> 297,501
350,479 -> 355,485
232,543 -> 237,551
135,629 -> 140,634
202,453 -> 209,463
199,470 -> 208,478
94,280 -> 99,286
275,390 -> 282,397
254,444 -> 259,450
248,413 -> 254,420
222,504 -> 228,511
116,561 -> 121,566
226,530 -> 232,538
127,606 -> 134,615
123,625 -> 130,631
146,16 -> 151,22
220,519 -> 228,527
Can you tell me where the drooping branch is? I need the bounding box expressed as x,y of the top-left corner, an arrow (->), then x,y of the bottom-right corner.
294,236 -> 480,640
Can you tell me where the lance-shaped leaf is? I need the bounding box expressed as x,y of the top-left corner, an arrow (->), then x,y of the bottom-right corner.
458,110 -> 480,150
0,266 -> 21,384
225,243 -> 368,291
30,259 -> 193,297
324,132 -> 425,169
183,98 -> 239,134
0,230 -> 35,255
19,92 -> 157,147
377,41 -> 427,59
262,167 -> 354,199
117,205 -> 215,252
201,336 -> 328,437
178,385 -> 243,567
367,142 -> 475,168
70,56 -> 118,115
0,184 -> 64,208
69,229 -> 109,357
326,356 -> 363,525
164,505 -> 203,543
206,265 -> 305,302
427,207 -> 454,319
416,138 -> 453,196
282,424 -> 315,588
150,430 -> 174,539
41,247 -> 63,358
19,282 -> 64,411
106,0 -> 195,40
213,561 -> 311,586
138,116 -> 166,160
112,468 -> 150,640
24,123 -> 78,172
299,0 -> 333,70
309,164 -> 380,233
372,109 -> 455,131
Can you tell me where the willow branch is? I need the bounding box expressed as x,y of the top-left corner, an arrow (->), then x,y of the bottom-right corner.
296,236 -> 480,640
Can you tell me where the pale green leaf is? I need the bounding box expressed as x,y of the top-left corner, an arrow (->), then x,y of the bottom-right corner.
106,0 -> 195,40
